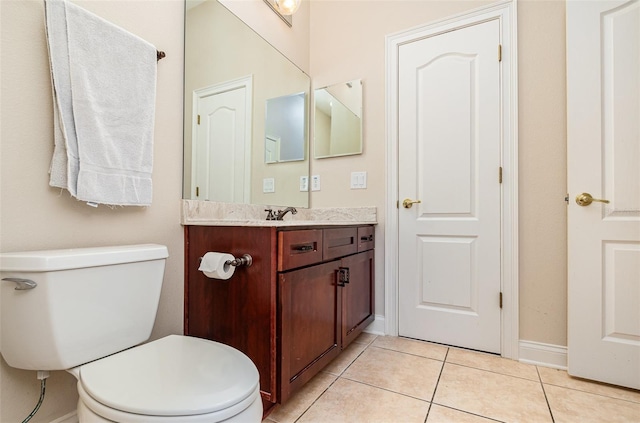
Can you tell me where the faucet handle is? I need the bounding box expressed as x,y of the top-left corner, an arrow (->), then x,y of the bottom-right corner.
265,209 -> 276,221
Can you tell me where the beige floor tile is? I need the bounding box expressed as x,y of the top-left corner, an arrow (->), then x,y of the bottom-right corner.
545,384 -> 640,423
446,347 -> 539,381
538,366 -> 640,404
267,372 -> 337,423
372,335 -> 448,361
342,346 -> 443,400
426,404 -> 498,423
297,378 -> 430,423
352,331 -> 378,346
322,341 -> 367,376
434,363 -> 552,422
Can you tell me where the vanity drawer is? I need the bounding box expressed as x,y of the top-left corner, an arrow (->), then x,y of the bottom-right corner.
323,227 -> 358,261
278,229 -> 323,271
357,226 -> 375,252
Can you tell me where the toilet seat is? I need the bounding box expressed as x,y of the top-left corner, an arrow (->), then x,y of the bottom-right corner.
77,335 -> 261,422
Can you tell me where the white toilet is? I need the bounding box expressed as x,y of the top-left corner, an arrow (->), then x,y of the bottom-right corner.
0,244 -> 263,422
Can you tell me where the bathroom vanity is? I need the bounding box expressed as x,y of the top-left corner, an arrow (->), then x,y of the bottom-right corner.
183,223 -> 375,410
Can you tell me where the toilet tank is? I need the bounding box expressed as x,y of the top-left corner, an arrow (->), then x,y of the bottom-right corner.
0,244 -> 168,371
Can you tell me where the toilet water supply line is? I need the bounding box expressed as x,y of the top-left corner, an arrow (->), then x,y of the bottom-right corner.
22,371 -> 49,423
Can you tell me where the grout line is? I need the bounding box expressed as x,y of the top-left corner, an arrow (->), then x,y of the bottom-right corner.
424,347 -> 449,422
538,379 -> 640,404
292,335 -> 378,423
429,404 -> 507,423
336,376 -> 432,404
292,376 -> 339,423
368,345 -> 448,363
537,366 -> 556,423
443,360 -> 541,384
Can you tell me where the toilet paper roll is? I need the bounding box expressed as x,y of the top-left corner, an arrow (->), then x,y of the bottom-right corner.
198,252 -> 236,280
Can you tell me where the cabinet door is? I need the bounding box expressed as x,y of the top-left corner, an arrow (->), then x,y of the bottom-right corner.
279,260 -> 341,403
341,250 -> 375,349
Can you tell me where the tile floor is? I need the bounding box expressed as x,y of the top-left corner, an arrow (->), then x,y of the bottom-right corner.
263,334 -> 640,423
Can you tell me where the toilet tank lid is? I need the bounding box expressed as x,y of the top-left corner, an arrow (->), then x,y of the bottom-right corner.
0,244 -> 168,272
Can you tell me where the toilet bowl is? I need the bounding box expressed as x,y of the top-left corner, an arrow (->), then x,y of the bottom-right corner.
73,335 -> 262,423
0,245 -> 262,422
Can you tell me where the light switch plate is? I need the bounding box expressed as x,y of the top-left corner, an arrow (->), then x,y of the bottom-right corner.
300,176 -> 309,191
311,175 -> 321,191
350,171 -> 367,189
263,178 -> 275,193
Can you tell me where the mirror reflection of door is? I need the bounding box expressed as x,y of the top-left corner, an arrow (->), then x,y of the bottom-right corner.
193,77 -> 252,202
264,92 -> 306,163
265,135 -> 281,164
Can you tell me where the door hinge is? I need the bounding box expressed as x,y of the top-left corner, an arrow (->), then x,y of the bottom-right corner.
498,44 -> 502,62
197,114 -> 201,125
196,186 -> 200,197
499,292 -> 503,309
499,167 -> 503,184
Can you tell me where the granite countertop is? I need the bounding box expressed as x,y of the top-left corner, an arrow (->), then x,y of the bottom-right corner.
180,200 -> 377,227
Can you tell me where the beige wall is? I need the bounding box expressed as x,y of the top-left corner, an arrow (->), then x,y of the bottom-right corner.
220,0 -> 310,74
517,0 -> 567,346
0,1 -> 185,421
308,0 -> 568,347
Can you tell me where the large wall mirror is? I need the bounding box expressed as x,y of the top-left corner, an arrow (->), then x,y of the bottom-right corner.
184,0 -> 310,208
314,79 -> 363,159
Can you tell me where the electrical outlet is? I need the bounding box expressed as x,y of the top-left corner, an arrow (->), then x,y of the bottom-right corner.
300,176 -> 309,192
350,171 -> 367,189
311,175 -> 321,191
263,178 -> 275,193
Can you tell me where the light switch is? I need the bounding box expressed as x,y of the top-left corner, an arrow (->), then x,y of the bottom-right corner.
300,176 -> 309,192
311,175 -> 321,191
263,178 -> 275,193
350,172 -> 367,189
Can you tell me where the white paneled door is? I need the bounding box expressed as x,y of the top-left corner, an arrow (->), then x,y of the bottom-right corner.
398,19 -> 502,353
193,77 -> 252,203
567,0 -> 640,389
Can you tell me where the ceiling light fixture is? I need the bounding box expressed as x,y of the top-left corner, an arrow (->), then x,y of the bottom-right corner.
274,0 -> 301,16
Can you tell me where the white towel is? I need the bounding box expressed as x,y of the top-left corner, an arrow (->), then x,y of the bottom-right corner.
45,0 -> 79,195
45,0 -> 157,206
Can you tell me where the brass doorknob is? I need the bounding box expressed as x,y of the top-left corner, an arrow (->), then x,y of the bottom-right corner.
402,198 -> 422,209
575,193 -> 609,206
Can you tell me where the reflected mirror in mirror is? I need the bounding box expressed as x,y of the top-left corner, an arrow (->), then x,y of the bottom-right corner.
184,0 -> 310,208
265,92 -> 306,164
314,79 -> 363,159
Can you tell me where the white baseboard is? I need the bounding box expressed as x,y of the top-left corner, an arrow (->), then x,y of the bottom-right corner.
50,411 -> 78,423
363,314 -> 385,335
519,340 -> 567,370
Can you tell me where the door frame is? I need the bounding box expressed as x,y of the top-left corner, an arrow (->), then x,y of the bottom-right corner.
384,0 -> 519,358
191,75 -> 253,201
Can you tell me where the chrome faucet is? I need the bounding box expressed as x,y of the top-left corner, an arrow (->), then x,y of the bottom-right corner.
275,207 -> 297,220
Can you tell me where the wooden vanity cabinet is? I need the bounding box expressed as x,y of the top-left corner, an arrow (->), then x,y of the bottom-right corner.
184,224 -> 374,409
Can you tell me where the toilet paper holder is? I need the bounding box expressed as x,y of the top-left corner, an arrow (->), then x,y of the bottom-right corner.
198,254 -> 253,268
226,254 -> 253,268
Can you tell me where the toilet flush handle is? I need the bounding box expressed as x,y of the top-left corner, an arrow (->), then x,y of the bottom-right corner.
2,277 -> 37,290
